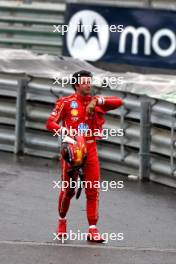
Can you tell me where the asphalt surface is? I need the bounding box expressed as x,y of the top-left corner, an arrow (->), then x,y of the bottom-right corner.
0,151 -> 176,264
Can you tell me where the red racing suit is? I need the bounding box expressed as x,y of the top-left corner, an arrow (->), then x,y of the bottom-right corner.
46,92 -> 123,225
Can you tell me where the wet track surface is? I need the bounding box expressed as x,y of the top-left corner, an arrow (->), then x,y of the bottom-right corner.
0,151 -> 176,264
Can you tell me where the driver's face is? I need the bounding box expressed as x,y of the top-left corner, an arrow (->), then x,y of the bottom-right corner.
75,76 -> 91,96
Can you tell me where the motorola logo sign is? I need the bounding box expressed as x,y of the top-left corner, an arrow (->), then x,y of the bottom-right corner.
66,10 -> 110,61
119,26 -> 176,57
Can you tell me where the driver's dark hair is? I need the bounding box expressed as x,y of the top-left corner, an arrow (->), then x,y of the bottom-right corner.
72,70 -> 93,90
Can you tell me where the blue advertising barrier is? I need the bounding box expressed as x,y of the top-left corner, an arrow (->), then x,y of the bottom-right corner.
63,3 -> 176,69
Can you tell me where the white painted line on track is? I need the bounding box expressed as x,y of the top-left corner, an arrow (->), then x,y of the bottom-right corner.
0,240 -> 176,253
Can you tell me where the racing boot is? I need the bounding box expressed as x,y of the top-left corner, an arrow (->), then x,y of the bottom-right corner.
56,218 -> 67,237
87,226 -> 105,243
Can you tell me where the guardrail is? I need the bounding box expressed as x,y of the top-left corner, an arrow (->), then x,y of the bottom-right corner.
0,73 -> 175,188
0,1 -> 65,54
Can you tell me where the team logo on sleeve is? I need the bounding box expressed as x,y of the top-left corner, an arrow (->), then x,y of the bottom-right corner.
71,109 -> 78,116
51,111 -> 57,116
70,101 -> 78,108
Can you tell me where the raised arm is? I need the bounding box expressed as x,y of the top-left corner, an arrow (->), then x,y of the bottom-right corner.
86,96 -> 123,114
95,96 -> 123,111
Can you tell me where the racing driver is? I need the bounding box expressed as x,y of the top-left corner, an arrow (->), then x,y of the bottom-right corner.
46,70 -> 123,242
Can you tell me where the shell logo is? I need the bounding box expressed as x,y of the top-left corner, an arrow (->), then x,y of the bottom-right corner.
71,109 -> 78,116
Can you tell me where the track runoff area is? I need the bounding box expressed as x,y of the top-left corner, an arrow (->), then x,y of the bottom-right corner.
0,152 -> 176,264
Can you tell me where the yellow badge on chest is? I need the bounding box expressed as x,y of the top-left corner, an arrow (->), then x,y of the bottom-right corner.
71,109 -> 78,116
